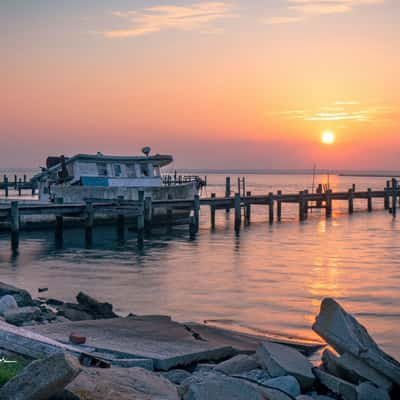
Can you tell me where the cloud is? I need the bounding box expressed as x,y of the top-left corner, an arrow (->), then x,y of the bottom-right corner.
103,2 -> 237,38
265,0 -> 385,25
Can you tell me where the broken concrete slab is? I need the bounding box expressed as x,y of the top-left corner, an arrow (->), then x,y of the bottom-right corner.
313,368 -> 357,400
179,372 -> 293,400
65,367 -> 180,400
0,295 -> 18,316
4,306 -> 41,326
214,354 -> 259,375
0,282 -> 34,307
322,348 -> 392,391
162,369 -> 192,385
313,298 -> 400,386
265,375 -> 301,398
0,351 -> 81,400
256,341 -> 315,390
30,316 -> 237,370
356,381 -> 391,400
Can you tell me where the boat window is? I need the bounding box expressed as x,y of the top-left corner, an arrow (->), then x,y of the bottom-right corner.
97,163 -> 108,177
126,164 -> 136,178
140,164 -> 148,177
153,166 -> 160,177
113,164 -> 122,177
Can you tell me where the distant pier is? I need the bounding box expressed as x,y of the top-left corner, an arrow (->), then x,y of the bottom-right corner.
1,175 -> 399,253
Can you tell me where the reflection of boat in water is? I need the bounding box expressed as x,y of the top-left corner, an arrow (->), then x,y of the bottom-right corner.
27,147 -> 207,226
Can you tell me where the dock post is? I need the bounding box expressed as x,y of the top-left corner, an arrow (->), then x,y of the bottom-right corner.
144,196 -> 152,234
4,176 -> 8,197
392,179 -> 397,218
299,191 -> 306,222
245,191 -> 251,224
352,184 -> 356,192
137,191 -> 145,247
316,184 -> 323,208
225,177 -> 231,213
23,175 -> 27,183
14,175 -> 17,190
234,193 -> 241,231
237,177 -> 241,197
348,189 -> 354,214
194,194 -> 200,232
10,201 -> 19,252
210,193 -> 216,229
277,190 -> 282,222
85,201 -> 94,247
18,178 -> 22,196
189,213 -> 196,239
268,192 -> 274,224
367,188 -> 372,212
384,181 -> 390,210
326,190 -> 332,218
55,197 -> 64,242
304,189 -> 309,219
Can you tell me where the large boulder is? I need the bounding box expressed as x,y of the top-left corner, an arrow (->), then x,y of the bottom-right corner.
162,369 -> 192,385
179,372 -> 292,400
313,298 -> 400,386
76,292 -> 117,319
313,368 -> 357,400
322,348 -> 392,391
214,354 -> 259,375
0,282 -> 33,307
4,306 -> 41,326
0,295 -> 18,316
356,382 -> 390,400
256,341 -> 315,390
65,367 -> 179,400
265,376 -> 301,398
0,351 -> 81,400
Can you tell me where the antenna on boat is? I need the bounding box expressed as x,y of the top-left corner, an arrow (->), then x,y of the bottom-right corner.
142,146 -> 151,157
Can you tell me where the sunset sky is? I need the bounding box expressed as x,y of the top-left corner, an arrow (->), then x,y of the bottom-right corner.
2,0 -> 399,170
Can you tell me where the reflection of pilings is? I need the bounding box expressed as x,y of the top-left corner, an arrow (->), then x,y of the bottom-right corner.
245,191 -> 251,224
268,192 -> 274,224
234,193 -> 241,231
210,193 -> 216,229
137,191 -> 145,248
348,188 -> 354,214
277,190 -> 282,222
10,201 -> 19,252
392,179 -> 397,218
367,188 -> 372,212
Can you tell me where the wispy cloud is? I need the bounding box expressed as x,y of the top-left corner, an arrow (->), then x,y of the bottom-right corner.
272,101 -> 396,123
103,2 -> 237,38
265,0 -> 385,25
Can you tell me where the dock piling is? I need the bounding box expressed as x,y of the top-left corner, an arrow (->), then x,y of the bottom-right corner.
194,194 -> 200,232
277,190 -> 282,222
348,189 -> 354,214
326,190 -> 332,218
225,177 -> 231,213
367,188 -> 373,212
10,201 -> 20,252
210,193 -> 216,229
384,181 -> 390,210
234,193 -> 241,231
268,192 -> 274,224
245,191 -> 251,224
299,191 -> 306,222
392,179 -> 397,218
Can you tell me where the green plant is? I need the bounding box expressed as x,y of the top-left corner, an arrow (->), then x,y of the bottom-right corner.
0,360 -> 26,386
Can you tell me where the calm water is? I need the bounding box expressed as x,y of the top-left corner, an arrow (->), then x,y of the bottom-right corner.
0,171 -> 399,359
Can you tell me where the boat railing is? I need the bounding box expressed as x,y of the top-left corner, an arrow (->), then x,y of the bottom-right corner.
162,174 -> 207,187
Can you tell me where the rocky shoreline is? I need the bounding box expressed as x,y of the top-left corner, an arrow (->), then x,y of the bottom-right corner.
0,281 -> 398,399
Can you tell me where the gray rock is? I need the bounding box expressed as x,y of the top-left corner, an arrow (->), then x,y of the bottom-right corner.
0,295 -> 18,316
66,366 -> 180,399
356,382 -> 391,400
4,306 -> 41,326
0,282 -> 33,307
257,341 -> 315,390
312,298 -> 400,386
0,351 -> 81,400
179,373 -> 292,400
238,368 -> 272,385
162,369 -> 192,384
313,368 -> 357,400
266,375 -> 301,398
76,291 -> 117,319
57,305 -> 94,321
194,363 -> 216,373
322,348 -> 392,391
214,354 -> 259,375
296,396 -> 314,400
111,358 -> 154,370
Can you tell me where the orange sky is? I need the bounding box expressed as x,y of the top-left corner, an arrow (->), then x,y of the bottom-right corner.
1,1 -> 399,169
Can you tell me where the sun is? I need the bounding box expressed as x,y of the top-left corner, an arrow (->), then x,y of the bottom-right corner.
321,131 -> 335,145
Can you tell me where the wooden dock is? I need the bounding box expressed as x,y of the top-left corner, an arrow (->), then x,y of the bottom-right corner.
1,177 -> 399,253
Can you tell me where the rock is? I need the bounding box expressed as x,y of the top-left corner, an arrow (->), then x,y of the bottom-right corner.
322,348 -> 392,391
356,381 -> 390,400
0,282 -> 33,307
4,306 -> 41,326
194,363 -> 217,373
57,305 -> 94,321
265,376 -> 301,398
110,358 -> 154,369
69,333 -> 86,345
238,368 -> 271,385
313,298 -> 400,386
214,354 -> 259,375
47,298 -> 65,306
296,396 -> 314,400
76,292 -> 117,319
38,287 -> 49,293
256,341 -> 315,390
0,295 -> 18,316
179,372 -> 292,400
162,369 -> 192,384
66,367 -> 180,399
313,368 -> 357,400
0,351 -> 81,400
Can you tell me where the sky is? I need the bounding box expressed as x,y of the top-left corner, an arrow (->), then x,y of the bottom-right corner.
1,0 -> 399,170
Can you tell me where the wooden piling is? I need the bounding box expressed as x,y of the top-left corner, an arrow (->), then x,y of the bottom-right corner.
10,201 -> 19,251
277,190 -> 282,222
210,193 -> 216,229
194,194 -> 200,232
316,184 -> 323,208
299,191 -> 306,222
234,193 -> 241,231
225,177 -> 231,213
189,214 -> 196,239
268,192 -> 274,224
14,175 -> 17,190
137,191 -> 145,247
326,190 -> 332,218
392,178 -> 397,218
304,189 -> 309,219
367,188 -> 372,212
18,178 -> 22,196
384,181 -> 390,210
348,189 -> 354,214
245,191 -> 251,224
4,176 -> 9,197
